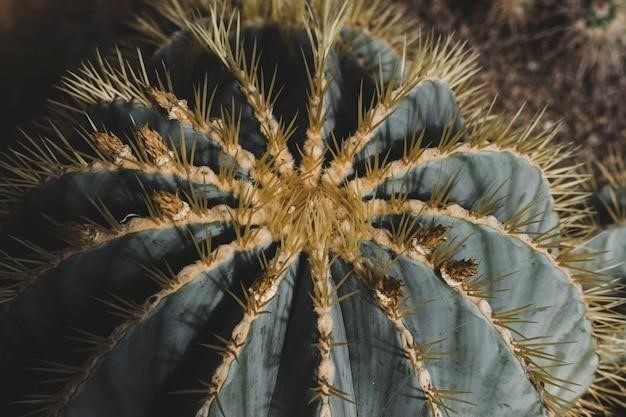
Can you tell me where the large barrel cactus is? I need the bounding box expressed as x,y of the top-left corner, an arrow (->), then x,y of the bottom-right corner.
0,1 -> 624,416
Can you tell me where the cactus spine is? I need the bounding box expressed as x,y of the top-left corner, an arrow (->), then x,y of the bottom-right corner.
0,1 -> 623,416
566,0 -> 626,79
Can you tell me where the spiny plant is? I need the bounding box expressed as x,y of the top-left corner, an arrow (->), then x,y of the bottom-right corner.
0,0 -> 138,140
576,147 -> 626,412
416,0 -> 536,34
0,0 -> 624,416
561,0 -> 626,80
581,147 -> 626,301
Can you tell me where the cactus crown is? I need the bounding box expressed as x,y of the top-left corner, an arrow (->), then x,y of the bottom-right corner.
0,1 -> 624,417
584,0 -> 617,26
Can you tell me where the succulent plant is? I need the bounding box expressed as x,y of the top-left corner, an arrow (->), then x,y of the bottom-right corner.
581,148 -> 626,307
0,0 -> 138,142
563,0 -> 626,80
573,148 -> 626,413
0,1 -> 624,417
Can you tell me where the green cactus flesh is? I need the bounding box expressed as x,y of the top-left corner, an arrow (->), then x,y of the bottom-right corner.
575,156 -> 626,391
0,1 -> 622,416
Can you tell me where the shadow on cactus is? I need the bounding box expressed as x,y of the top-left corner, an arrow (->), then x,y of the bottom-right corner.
0,0 -> 624,416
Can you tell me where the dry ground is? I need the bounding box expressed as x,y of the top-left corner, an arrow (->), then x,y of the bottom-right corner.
409,0 -> 626,161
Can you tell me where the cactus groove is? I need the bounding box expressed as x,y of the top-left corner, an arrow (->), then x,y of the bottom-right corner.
0,1 -> 624,417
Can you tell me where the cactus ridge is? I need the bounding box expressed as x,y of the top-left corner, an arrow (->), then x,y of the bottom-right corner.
0,1 -> 624,417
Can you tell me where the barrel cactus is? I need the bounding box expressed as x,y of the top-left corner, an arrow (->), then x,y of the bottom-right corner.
487,0 -> 535,30
0,0 -> 623,416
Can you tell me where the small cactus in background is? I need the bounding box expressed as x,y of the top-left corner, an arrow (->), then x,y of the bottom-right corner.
563,0 -> 626,80
0,0 -> 138,142
0,1 -> 624,416
577,148 -> 626,411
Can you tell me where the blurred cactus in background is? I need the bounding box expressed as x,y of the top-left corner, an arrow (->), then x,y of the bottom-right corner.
410,0 -> 626,161
0,0 -> 137,145
577,148 -> 626,415
563,0 -> 626,80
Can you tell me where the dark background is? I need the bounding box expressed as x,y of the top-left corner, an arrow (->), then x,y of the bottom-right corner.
0,0 -> 138,147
